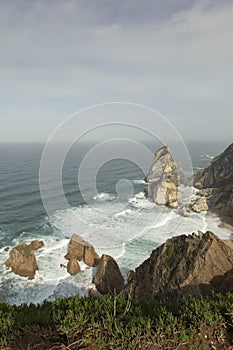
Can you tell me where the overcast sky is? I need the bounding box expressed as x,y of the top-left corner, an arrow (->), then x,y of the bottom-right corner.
0,0 -> 233,143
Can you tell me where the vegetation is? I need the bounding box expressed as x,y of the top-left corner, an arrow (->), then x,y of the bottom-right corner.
0,292 -> 232,349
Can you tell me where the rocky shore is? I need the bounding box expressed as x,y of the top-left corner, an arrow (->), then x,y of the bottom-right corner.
4,143 -> 233,302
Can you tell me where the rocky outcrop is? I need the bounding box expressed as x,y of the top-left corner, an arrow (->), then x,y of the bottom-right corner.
67,257 -> 81,275
193,143 -> 233,224
191,196 -> 208,213
29,240 -> 44,251
124,231 -> 233,301
145,146 -> 181,208
5,242 -> 39,280
65,234 -> 100,271
93,254 -> 124,295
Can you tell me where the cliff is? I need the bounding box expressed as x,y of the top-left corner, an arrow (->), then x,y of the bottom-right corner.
125,231 -> 233,302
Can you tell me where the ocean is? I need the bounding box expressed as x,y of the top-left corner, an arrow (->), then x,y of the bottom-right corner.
0,140 -> 232,305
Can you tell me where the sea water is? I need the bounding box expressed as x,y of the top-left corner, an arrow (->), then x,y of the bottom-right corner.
0,141 -> 231,305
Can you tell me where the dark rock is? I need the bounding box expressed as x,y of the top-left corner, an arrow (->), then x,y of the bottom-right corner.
145,146 -> 182,208
29,240 -> 44,251
67,257 -> 81,275
5,242 -> 39,280
193,143 -> 233,224
93,254 -> 124,295
4,247 -> 10,252
124,231 -> 233,302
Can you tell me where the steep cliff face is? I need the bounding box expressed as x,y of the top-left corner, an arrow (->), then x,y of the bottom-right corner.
124,231 -> 233,302
145,146 -> 181,208
193,143 -> 233,226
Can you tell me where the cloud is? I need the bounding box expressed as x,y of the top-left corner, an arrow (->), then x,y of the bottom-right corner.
0,0 -> 233,142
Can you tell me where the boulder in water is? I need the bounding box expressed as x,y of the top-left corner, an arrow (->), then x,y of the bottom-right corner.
5,242 -> 39,280
67,257 -> 81,275
65,234 -> 100,272
191,196 -> 208,213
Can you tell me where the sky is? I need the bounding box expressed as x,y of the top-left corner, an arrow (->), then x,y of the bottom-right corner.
0,0 -> 233,143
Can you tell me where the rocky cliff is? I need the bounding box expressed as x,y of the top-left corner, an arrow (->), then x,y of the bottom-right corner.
145,146 -> 181,208
124,231 -> 233,302
194,143 -> 233,227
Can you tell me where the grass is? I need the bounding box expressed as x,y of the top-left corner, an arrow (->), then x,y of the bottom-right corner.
0,292 -> 232,349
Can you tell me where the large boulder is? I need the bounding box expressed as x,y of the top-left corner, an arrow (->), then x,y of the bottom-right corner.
65,234 -> 99,267
124,231 -> 233,301
65,234 -> 86,261
93,254 -> 124,295
5,242 -> 39,280
193,143 -> 233,224
67,257 -> 81,275
191,196 -> 208,213
145,146 -> 181,208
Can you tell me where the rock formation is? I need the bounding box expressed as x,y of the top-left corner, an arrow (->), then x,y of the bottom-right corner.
145,146 -> 181,208
67,257 -> 81,275
5,242 -> 39,280
191,196 -> 208,213
29,240 -> 44,251
93,254 -> 124,295
65,234 -> 100,275
193,143 -> 233,225
124,231 -> 233,301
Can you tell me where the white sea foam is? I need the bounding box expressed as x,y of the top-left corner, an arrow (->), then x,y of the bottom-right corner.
93,192 -> 116,201
1,190 -> 232,305
131,179 -> 146,184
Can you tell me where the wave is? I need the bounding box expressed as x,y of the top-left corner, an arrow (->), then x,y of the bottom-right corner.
200,154 -> 214,159
131,179 -> 146,184
1,191 -> 232,305
93,192 -> 116,201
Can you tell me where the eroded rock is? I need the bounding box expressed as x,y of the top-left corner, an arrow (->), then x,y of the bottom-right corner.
191,196 -> 208,213
65,234 -> 100,268
193,143 -> 233,226
124,231 -> 233,301
29,240 -> 44,251
145,146 -> 181,208
5,242 -> 39,280
93,254 -> 124,295
67,257 -> 81,275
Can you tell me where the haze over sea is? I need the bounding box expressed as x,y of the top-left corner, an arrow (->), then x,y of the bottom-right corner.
0,140 -> 232,305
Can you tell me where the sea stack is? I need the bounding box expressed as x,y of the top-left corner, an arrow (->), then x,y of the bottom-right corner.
145,146 -> 181,208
